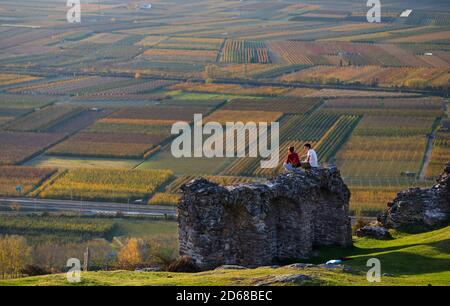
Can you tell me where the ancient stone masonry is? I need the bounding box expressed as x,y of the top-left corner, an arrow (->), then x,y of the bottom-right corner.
379,163 -> 450,229
178,167 -> 352,270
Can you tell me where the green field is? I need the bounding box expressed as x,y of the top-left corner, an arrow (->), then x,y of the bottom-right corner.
165,90 -> 259,101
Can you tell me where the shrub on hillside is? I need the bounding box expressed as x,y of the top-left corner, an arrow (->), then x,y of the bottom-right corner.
167,256 -> 200,273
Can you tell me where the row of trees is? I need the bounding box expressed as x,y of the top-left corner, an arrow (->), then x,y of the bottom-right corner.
0,235 -> 178,279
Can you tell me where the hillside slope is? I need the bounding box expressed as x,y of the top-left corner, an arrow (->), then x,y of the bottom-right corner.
1,226 -> 449,286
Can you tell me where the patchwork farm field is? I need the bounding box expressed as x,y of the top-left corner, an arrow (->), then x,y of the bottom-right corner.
47,132 -> 166,159
0,166 -> 56,197
280,65 -> 450,89
0,0 -> 448,219
0,214 -> 116,239
25,156 -> 141,170
36,168 -> 174,202
0,0 -> 449,288
335,105 -> 438,179
0,73 -> 40,86
426,119 -> 450,178
3,104 -> 82,132
0,131 -> 65,165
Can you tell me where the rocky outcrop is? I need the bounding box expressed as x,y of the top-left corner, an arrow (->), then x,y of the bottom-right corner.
356,226 -> 392,240
379,163 -> 450,230
178,167 -> 352,270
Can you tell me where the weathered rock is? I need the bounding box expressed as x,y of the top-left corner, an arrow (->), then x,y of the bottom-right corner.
215,265 -> 247,270
356,226 -> 392,240
320,264 -> 343,269
285,263 -> 315,269
255,274 -> 313,286
178,167 -> 352,270
135,267 -> 161,272
378,163 -> 450,230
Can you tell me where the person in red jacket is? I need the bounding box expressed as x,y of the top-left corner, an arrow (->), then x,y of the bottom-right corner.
283,146 -> 301,172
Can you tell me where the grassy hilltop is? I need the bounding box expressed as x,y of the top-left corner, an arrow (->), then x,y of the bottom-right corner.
2,226 -> 448,286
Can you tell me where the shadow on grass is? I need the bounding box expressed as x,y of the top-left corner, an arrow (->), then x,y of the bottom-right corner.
307,239 -> 450,276
346,251 -> 450,276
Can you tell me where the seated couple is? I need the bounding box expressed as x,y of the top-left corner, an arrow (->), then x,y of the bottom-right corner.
283,143 -> 318,172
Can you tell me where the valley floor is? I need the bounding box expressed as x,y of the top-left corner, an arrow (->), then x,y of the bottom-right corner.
1,226 -> 449,286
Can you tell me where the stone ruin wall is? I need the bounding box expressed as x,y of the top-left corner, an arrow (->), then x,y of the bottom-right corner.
178,167 -> 353,270
379,162 -> 450,229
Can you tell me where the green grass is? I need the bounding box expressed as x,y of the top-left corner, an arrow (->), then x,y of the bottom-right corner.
2,226 -> 448,286
112,219 -> 177,238
165,90 -> 259,101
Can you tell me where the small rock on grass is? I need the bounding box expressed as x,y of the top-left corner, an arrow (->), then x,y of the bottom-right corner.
255,274 -> 313,286
285,263 -> 315,269
215,265 -> 247,270
356,226 -> 392,240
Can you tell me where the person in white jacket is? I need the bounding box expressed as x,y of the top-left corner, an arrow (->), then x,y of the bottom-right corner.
300,143 -> 319,169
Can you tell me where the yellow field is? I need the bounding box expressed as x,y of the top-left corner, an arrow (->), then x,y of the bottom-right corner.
281,65 -> 382,84
426,124 -> 450,178
319,25 -> 434,42
169,82 -> 290,96
82,33 -> 128,44
135,35 -> 168,46
148,193 -> 180,205
427,146 -> 450,178
281,65 -> 450,88
387,30 -> 450,43
9,76 -> 94,93
205,63 -> 278,79
337,136 -> 428,178
0,74 -> 39,86
349,186 -> 401,214
38,168 -> 174,202
338,136 -> 427,161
